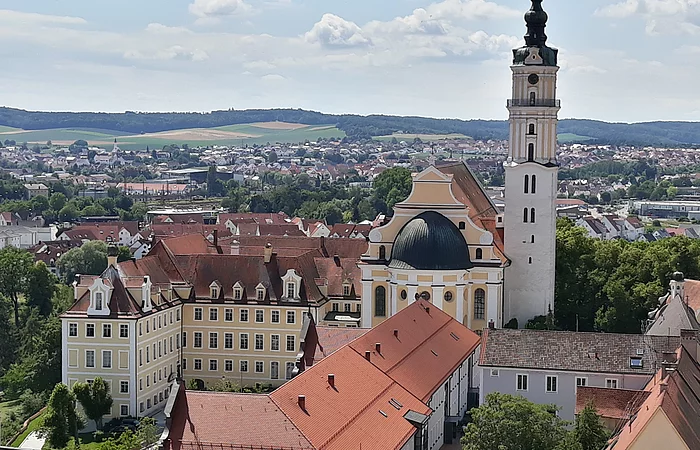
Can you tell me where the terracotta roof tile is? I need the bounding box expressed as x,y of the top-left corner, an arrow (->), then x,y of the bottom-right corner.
313,326 -> 369,362
576,387 -> 650,420
168,392 -> 313,450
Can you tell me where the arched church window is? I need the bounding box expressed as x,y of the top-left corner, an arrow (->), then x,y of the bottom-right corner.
474,289 -> 485,320
400,289 -> 407,300
378,245 -> 386,260
531,208 -> 536,223
529,257 -> 533,264
528,124 -> 535,135
524,175 -> 529,194
528,144 -> 535,162
476,248 -> 483,260
374,286 -> 386,317
531,235 -> 535,243
523,208 -> 529,223
531,174 -> 537,194
444,291 -> 453,302
529,92 -> 536,106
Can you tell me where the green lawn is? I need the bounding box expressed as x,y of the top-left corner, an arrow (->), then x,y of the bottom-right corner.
0,125 -> 20,133
558,133 -> 595,143
9,411 -> 45,447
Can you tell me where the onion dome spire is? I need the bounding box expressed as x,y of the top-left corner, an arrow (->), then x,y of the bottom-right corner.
524,0 -> 548,47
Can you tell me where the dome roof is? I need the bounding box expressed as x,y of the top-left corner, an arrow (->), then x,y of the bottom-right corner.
389,211 -> 472,271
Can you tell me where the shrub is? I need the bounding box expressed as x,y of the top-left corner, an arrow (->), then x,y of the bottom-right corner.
20,389 -> 46,418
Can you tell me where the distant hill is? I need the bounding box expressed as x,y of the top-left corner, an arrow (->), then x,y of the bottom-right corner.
2,107 -> 700,147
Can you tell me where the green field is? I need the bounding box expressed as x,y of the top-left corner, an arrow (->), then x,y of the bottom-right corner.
376,133 -> 469,142
0,123 -> 345,150
558,133 -> 595,143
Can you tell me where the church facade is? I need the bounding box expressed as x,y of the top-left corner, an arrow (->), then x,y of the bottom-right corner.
361,0 -> 560,329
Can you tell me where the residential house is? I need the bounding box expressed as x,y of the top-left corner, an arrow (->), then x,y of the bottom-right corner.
59,222 -> 142,247
24,183 -> 49,199
577,216 -> 608,240
478,328 -> 680,421
0,212 -> 18,226
29,240 -> 83,275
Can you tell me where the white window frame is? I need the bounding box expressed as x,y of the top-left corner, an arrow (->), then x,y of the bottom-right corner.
286,310 -> 296,324
224,308 -> 233,322
86,323 -> 95,338
286,335 -> 296,352
194,307 -> 203,321
255,333 -> 264,351
240,309 -> 249,323
490,369 -> 499,377
516,373 -> 528,391
119,324 -> 129,339
209,359 -> 218,371
271,310 -> 280,323
255,309 -> 264,323
545,375 -> 558,393
209,308 -> 218,321
120,381 -> 129,394
224,360 -> 233,372
255,361 -> 264,373
240,360 -> 249,373
576,377 -> 588,387
239,333 -> 249,350
224,332 -> 234,349
271,361 -> 279,380
85,350 -> 95,368
605,378 -> 619,389
120,404 -> 129,417
102,350 -> 112,369
208,332 -> 218,349
69,322 -> 78,337
271,334 -> 280,352
194,358 -> 202,371
194,332 -> 203,348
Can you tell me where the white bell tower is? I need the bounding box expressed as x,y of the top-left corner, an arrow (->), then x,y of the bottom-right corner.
504,0 -> 559,326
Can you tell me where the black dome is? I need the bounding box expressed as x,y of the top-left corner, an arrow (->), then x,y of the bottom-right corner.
389,211 -> 472,271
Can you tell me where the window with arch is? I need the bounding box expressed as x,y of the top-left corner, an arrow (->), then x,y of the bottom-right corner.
528,144 -> 535,161
375,286 -> 386,317
531,235 -> 535,243
524,175 -> 529,194
529,257 -> 533,264
528,123 -> 535,135
531,208 -> 536,223
523,208 -> 529,223
531,174 -> 537,194
475,248 -> 483,260
474,289 -> 485,320
378,245 -> 386,260
529,92 -> 536,105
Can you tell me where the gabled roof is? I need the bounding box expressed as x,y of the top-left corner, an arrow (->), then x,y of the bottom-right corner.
608,347 -> 700,450
63,266 -> 143,318
647,291 -> 700,337
480,329 -> 680,375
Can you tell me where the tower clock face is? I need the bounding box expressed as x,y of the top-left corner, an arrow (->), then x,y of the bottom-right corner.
528,74 -> 539,85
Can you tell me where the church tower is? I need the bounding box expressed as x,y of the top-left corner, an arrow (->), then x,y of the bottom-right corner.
504,0 -> 559,326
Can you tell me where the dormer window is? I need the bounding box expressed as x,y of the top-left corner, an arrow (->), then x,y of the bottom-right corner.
630,357 -> 643,368
95,292 -> 103,310
211,287 -> 218,298
282,269 -> 302,301
256,284 -> 266,301
87,278 -> 113,317
234,288 -> 242,300
209,281 -> 221,299
343,283 -> 351,297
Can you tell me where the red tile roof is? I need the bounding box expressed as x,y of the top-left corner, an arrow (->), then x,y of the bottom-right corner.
161,234 -> 220,256
270,346 -> 430,450
349,300 -> 481,401
219,212 -> 289,225
683,280 -> 700,313
576,387 -> 650,420
168,391 -> 313,450
313,326 -> 369,362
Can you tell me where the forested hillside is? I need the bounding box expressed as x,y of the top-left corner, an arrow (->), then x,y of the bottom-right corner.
2,106 -> 700,146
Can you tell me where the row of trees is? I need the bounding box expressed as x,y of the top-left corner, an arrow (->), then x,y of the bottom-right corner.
550,218 -> 700,333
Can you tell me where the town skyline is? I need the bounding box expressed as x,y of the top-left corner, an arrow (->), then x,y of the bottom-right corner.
2,0 -> 700,123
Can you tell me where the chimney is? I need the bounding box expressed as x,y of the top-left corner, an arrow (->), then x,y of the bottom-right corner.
264,243 -> 273,263
327,374 -> 335,388
365,351 -> 371,361
231,239 -> 240,256
107,244 -> 118,267
488,320 -> 495,329
393,329 -> 399,338
375,342 -> 381,354
212,229 -> 218,247
297,395 -> 306,410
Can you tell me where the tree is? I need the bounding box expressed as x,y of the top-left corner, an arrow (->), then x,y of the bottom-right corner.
267,151 -> 278,163
0,247 -> 34,326
49,192 -> 67,212
131,202 -> 148,221
42,383 -> 81,449
57,240 -> 108,283
572,403 -> 609,450
371,167 -> 412,214
462,393 -> 567,450
73,377 -> 113,430
117,246 -> 131,263
26,261 -> 57,316
58,204 -> 80,222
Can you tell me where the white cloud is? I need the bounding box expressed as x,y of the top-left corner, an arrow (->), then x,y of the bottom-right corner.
596,0 -> 700,35
261,74 -> 286,81
145,23 -> 193,35
244,60 -> 277,70
304,14 -> 372,47
124,46 -> 209,62
188,0 -> 253,18
0,9 -> 87,25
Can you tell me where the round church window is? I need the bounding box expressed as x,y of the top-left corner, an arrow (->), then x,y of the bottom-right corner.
420,291 -> 431,301
444,291 -> 453,302
400,290 -> 407,300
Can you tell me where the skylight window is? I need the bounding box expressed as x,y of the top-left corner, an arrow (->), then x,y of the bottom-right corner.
630,357 -> 643,368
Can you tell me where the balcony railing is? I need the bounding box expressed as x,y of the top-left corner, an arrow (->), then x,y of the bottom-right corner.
507,99 -> 561,108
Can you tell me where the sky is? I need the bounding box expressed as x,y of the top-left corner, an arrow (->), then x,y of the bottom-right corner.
1,0 -> 700,123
